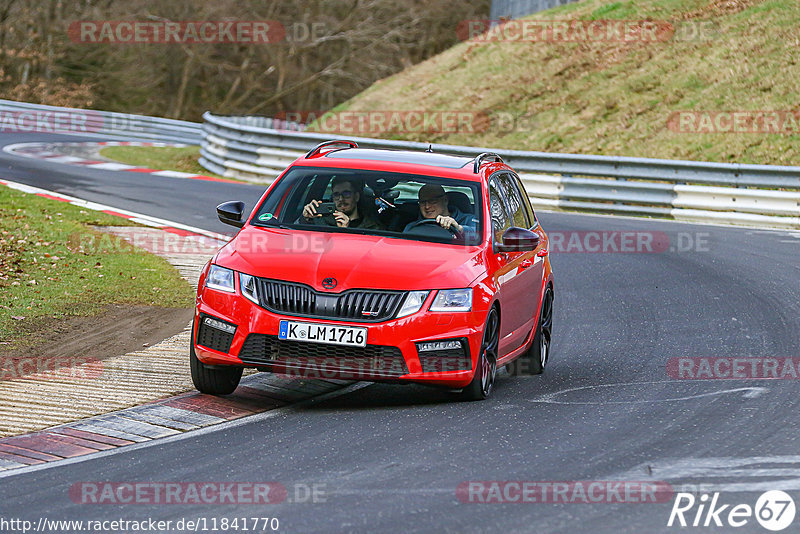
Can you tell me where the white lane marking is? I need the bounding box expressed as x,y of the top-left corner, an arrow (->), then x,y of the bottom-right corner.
129,217 -> 165,227
0,382 -> 370,479
42,155 -> 85,163
2,142 -> 45,155
85,162 -> 135,170
152,170 -> 200,178
528,380 -> 768,405
615,456 -> 800,493
2,141 -> 190,157
0,178 -> 228,241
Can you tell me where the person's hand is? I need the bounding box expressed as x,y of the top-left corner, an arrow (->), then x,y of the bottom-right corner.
302,199 -> 322,219
435,215 -> 462,233
333,211 -> 350,227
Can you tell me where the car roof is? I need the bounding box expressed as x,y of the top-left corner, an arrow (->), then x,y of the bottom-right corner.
323,148 -> 473,169
294,145 -> 509,181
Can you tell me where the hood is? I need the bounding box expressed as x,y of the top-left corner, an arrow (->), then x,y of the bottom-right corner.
214,226 -> 485,291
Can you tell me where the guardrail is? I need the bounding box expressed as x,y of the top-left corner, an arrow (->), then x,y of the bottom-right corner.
201,113 -> 800,230
0,99 -> 202,144
2,100 -> 796,230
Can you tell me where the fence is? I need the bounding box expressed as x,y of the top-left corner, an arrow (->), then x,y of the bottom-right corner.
0,99 -> 202,144
490,0 -> 582,20
200,113 -> 800,230
1,99 -> 797,230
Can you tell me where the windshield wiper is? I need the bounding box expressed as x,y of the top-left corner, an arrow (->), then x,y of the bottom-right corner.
251,220 -> 291,229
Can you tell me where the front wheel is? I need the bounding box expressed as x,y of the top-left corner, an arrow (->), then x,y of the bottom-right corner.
461,307 -> 499,401
190,324 -> 243,395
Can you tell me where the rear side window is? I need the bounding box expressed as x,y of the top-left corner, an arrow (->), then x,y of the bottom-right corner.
498,173 -> 529,229
488,177 -> 511,244
511,173 -> 537,228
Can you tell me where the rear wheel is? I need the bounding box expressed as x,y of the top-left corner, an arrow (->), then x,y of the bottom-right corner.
190,323 -> 243,395
508,286 -> 553,376
461,307 -> 499,401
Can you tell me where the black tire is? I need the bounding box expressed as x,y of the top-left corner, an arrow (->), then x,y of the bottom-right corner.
461,307 -> 499,401
508,286 -> 553,376
190,324 -> 243,395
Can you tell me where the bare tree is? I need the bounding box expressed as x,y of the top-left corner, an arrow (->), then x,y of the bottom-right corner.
0,0 -> 490,119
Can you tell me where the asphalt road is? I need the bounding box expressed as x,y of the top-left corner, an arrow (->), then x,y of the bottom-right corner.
2,132 -> 800,533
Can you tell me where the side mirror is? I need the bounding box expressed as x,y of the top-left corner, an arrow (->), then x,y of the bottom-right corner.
216,201 -> 245,228
497,227 -> 539,253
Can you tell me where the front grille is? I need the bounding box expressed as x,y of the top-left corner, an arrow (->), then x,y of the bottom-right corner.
418,343 -> 471,373
238,334 -> 408,379
257,279 -> 404,322
196,317 -> 235,353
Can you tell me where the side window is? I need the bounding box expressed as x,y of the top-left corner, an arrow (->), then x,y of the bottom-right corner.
488,177 -> 511,244
511,173 -> 537,228
498,173 -> 529,229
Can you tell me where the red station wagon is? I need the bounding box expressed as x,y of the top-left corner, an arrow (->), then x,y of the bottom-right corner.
191,141 -> 554,400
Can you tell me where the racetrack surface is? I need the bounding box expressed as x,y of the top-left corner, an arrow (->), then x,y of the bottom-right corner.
2,132 -> 800,533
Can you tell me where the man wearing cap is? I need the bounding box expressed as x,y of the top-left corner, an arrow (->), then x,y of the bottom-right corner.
404,184 -> 477,238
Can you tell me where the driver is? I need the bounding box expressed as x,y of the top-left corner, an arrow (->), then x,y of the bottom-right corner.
302,177 -> 381,229
404,184 -> 477,237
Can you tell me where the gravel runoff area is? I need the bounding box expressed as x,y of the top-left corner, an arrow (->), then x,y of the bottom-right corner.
0,226 -> 224,437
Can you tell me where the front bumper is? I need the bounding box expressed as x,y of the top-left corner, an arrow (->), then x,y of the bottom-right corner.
194,287 -> 484,388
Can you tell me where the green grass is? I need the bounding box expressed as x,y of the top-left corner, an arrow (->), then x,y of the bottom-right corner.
331,0 -> 800,165
99,145 -> 228,179
0,186 -> 194,345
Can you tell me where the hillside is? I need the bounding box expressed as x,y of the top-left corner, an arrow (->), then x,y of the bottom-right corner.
325,0 -> 800,165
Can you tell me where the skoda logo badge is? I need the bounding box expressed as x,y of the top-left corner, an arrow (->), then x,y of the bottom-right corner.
322,277 -> 337,289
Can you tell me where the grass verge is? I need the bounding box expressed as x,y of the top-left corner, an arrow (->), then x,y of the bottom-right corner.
330,0 -> 800,165
99,145 -> 228,179
0,185 -> 194,346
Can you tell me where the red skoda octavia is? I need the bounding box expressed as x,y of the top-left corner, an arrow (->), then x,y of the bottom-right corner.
192,141 -> 554,400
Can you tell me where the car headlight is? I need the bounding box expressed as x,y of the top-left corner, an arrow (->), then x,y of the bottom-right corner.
239,273 -> 259,304
396,291 -> 429,318
206,265 -> 235,293
430,288 -> 472,312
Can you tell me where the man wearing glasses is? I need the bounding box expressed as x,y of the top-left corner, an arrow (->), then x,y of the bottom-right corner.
404,184 -> 477,237
302,177 -> 381,229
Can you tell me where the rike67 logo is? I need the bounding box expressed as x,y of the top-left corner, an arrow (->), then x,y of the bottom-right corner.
668,490 -> 796,531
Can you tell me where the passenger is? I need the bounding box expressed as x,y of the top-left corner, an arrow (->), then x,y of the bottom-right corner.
404,184 -> 477,237
302,177 -> 382,229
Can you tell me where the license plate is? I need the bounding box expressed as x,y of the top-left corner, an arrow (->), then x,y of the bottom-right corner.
278,320 -> 367,348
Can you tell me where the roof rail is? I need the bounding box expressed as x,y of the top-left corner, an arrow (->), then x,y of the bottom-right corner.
305,140 -> 358,159
473,152 -> 504,173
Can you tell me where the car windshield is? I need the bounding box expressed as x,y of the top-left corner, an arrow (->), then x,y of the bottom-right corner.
250,166 -> 484,246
